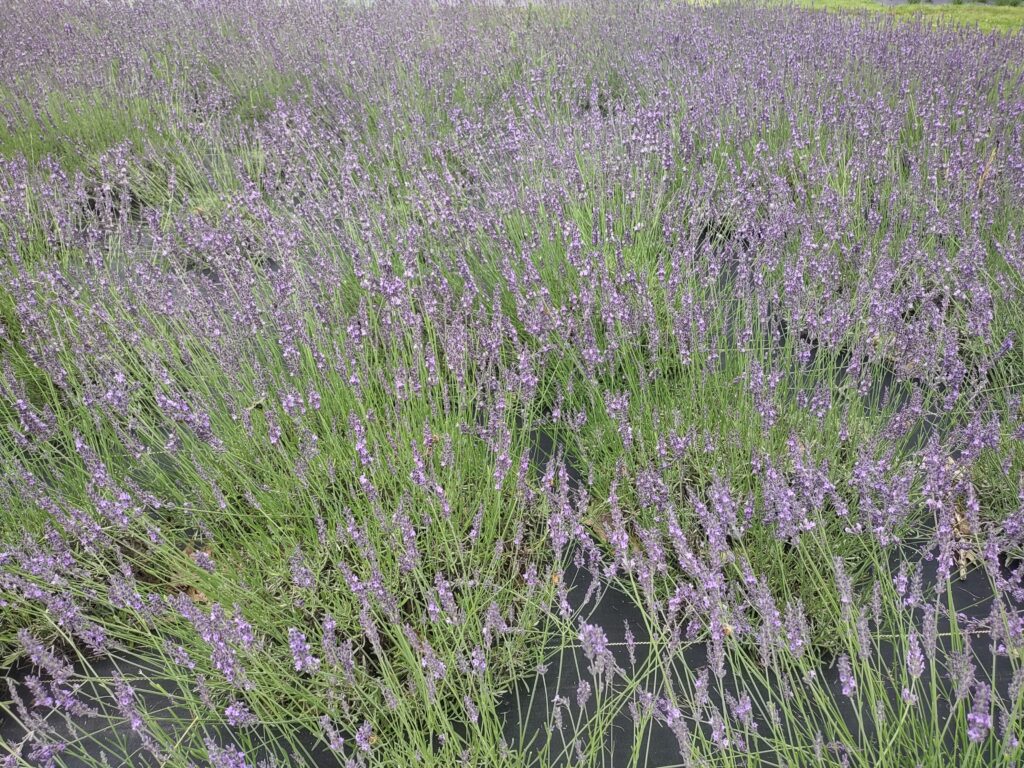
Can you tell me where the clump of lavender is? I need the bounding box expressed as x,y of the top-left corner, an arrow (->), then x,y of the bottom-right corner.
0,1 -> 1023,766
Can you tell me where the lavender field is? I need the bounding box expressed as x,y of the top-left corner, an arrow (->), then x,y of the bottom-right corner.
1,1 -> 1024,766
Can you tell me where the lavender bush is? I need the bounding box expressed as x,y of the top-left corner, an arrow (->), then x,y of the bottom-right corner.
1,1 -> 1023,766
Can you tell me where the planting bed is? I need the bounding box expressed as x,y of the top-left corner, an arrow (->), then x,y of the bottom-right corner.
1,2 -> 1024,767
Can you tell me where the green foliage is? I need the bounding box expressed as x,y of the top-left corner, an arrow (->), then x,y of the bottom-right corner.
798,0 -> 1024,31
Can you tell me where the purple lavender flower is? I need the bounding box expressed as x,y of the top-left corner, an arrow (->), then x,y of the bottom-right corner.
950,650 -> 977,700
225,700 -> 258,728
17,630 -> 73,685
469,646 -> 486,676
289,546 -> 315,590
464,695 -> 479,724
656,697 -> 692,754
433,572 -> 462,625
355,721 -> 373,753
194,675 -> 215,711
837,654 -> 856,697
967,683 -> 992,743
576,679 -> 592,709
320,715 -> 345,752
550,694 -> 568,734
833,557 -> 854,614
349,412 -> 373,466
482,602 -> 508,647
205,739 -> 252,768
624,620 -> 637,668
174,598 -> 252,688
906,627 -> 925,679
288,627 -> 320,673
709,708 -> 732,750
392,507 -> 420,574
113,675 -> 144,732
579,622 -> 618,679
27,741 -> 66,768
604,391 -> 633,449
729,692 -> 757,733
192,550 -> 216,573
784,600 -> 810,659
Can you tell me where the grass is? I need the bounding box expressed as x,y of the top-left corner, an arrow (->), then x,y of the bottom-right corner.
797,0 -> 1024,32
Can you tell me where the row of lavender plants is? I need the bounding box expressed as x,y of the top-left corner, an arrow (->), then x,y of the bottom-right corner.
2,1 -> 1024,766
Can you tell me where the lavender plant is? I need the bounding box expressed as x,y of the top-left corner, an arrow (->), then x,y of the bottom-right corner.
1,1 -> 1023,766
